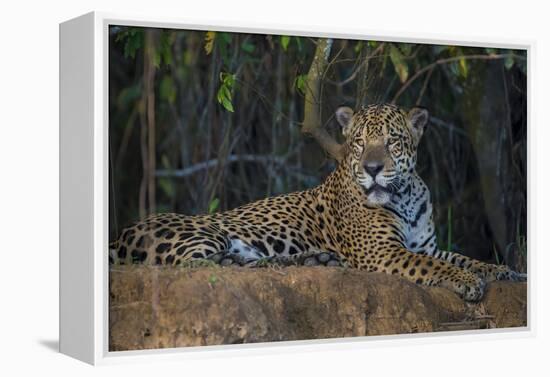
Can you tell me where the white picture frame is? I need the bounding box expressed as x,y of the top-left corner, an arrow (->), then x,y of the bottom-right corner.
59,11 -> 534,365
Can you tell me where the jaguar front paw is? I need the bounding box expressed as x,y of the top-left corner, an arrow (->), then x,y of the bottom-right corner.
475,264 -> 527,282
440,273 -> 486,302
494,266 -> 527,282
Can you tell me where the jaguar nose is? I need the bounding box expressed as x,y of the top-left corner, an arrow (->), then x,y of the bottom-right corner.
364,161 -> 384,177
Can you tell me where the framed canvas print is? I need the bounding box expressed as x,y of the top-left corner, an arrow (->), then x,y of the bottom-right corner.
60,12 -> 531,365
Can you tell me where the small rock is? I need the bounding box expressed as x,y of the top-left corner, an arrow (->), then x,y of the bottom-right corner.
303,257 -> 319,266
209,253 -> 223,263
220,258 -> 234,266
326,260 -> 341,267
316,252 -> 331,263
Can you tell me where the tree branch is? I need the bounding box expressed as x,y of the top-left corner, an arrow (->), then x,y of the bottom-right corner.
156,154 -> 287,178
392,54 -> 521,104
301,38 -> 345,162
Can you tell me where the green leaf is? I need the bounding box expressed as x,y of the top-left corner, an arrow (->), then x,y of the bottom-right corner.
219,33 -> 232,44
294,36 -> 303,52
204,31 -> 216,55
398,43 -> 413,56
389,44 -> 409,83
295,74 -> 307,94
241,41 -> 255,53
219,84 -> 232,101
118,28 -> 144,59
153,51 -> 161,68
208,274 -> 218,284
216,88 -> 224,104
281,35 -> 290,51
221,72 -> 235,86
208,198 -> 220,214
159,76 -> 177,104
458,57 -> 468,78
221,96 -> 234,112
159,31 -> 174,65
217,72 -> 236,112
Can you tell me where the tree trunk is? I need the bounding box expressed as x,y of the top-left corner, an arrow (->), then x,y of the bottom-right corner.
461,61 -> 515,261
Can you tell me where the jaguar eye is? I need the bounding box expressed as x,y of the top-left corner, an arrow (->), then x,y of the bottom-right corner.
388,139 -> 401,153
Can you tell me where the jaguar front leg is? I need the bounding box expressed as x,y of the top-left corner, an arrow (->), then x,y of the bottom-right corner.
429,249 -> 527,282
356,248 -> 486,301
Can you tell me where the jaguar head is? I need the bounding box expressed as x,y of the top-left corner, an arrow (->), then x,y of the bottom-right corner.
336,103 -> 429,206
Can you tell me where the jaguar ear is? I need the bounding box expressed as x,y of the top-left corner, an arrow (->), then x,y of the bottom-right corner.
335,106 -> 354,136
408,107 -> 429,142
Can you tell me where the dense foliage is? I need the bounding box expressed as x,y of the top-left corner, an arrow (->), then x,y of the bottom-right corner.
109,26 -> 527,270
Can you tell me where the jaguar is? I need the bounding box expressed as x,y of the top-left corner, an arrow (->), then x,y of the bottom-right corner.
109,103 -> 525,301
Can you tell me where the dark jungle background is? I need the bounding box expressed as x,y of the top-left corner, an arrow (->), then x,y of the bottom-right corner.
108,26 -> 527,271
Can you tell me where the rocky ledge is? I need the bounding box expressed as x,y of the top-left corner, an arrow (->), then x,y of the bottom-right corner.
109,266 -> 527,351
